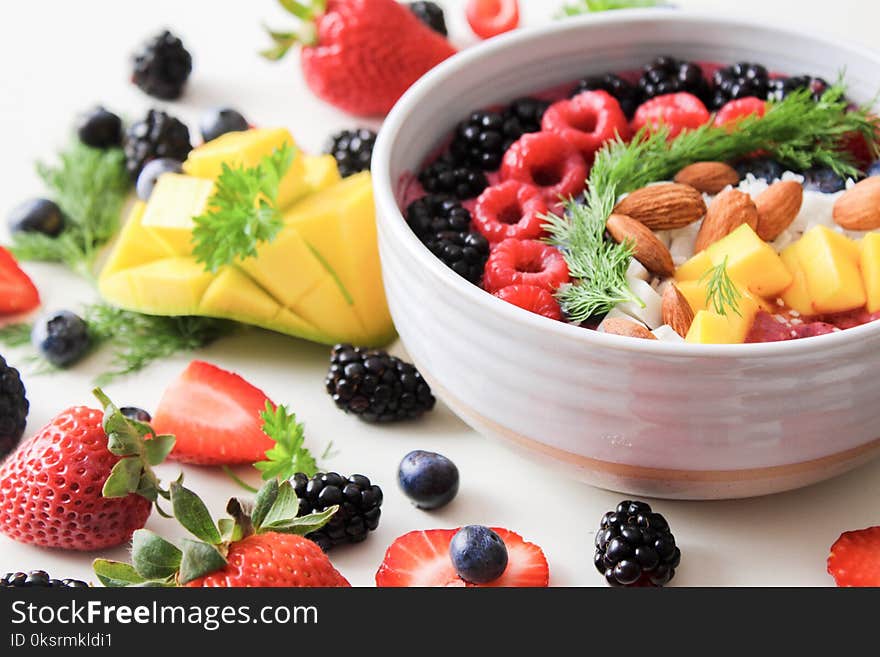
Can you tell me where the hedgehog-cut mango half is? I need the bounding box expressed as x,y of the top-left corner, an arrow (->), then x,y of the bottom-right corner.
99,127 -> 396,347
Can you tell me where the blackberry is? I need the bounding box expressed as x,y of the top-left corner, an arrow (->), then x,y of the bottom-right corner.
594,500 -> 680,587
325,344 -> 436,423
450,110 -> 507,171
406,194 -> 473,239
124,109 -> 192,180
0,355 -> 28,459
418,157 -> 488,200
325,128 -> 376,178
292,472 -> 383,551
572,73 -> 642,118
408,1 -> 447,36
1,570 -> 89,588
766,75 -> 834,103
501,97 -> 550,142
425,230 -> 489,285
638,56 -> 711,105
711,62 -> 770,109
131,30 -> 193,100
734,157 -> 786,183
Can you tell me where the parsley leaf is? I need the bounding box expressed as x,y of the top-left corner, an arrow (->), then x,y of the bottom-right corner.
253,402 -> 319,481
191,144 -> 295,273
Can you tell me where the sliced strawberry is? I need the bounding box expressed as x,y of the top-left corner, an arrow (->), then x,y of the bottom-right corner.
0,247 -> 40,315
152,360 -> 275,465
466,0 -> 520,40
375,527 -> 549,587
631,92 -> 710,139
714,97 -> 767,128
828,526 -> 880,587
494,284 -> 562,321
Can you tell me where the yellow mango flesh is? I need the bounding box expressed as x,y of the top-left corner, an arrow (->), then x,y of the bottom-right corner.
796,226 -> 866,314
182,128 -> 308,209
140,174 -> 214,255
674,250 -> 713,282
705,224 -> 792,298
779,244 -> 814,316
675,279 -> 771,316
685,294 -> 759,344
101,258 -> 215,316
199,268 -> 281,324
101,202 -> 175,277
861,232 -> 880,313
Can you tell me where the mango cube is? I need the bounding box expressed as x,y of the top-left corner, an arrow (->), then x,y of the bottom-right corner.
705,224 -> 792,298
796,226 -> 866,314
779,243 -> 814,316
182,127 -> 308,209
684,293 -> 760,344
860,232 -> 880,313
674,250 -> 713,282
675,279 -> 771,316
140,174 -> 214,255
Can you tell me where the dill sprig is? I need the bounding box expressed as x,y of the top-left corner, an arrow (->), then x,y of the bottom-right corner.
192,144 -> 295,273
700,257 -> 742,317
0,322 -> 33,348
547,84 -> 878,323
558,0 -> 662,18
9,142 -> 130,279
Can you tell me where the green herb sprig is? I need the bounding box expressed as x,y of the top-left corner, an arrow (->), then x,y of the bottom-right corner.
192,144 -> 295,273
546,85 -> 878,323
700,256 -> 742,317
9,142 -> 130,279
558,0 -> 662,18
253,402 -> 319,481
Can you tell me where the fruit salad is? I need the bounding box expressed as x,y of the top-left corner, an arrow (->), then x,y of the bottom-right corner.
400,57 -> 880,345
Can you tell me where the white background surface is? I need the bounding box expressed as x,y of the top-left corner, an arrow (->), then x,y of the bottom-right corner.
2,0 -> 880,587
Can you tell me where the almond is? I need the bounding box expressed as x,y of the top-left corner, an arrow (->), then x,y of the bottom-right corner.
601,317 -> 657,340
694,188 -> 758,252
661,284 -> 695,338
674,161 -> 740,194
755,180 -> 803,241
606,213 -> 675,277
834,177 -> 880,231
613,183 -> 707,230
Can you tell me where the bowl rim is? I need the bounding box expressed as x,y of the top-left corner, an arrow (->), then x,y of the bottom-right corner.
372,9 -> 880,360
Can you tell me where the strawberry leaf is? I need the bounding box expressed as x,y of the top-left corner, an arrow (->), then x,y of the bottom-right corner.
251,478 -> 279,530
171,481 -> 222,545
102,457 -> 143,498
262,505 -> 338,536
144,434 -> 177,466
131,529 -> 183,580
253,401 -> 319,481
93,560 -> 146,587
178,539 -> 227,585
258,480 -> 302,528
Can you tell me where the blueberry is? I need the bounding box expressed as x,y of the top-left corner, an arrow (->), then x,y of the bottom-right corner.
449,526 -> 508,584
867,161 -> 880,178
7,198 -> 65,237
136,158 -> 183,200
398,450 -> 459,510
802,166 -> 847,194
200,107 -> 249,143
77,107 -> 123,149
120,407 -> 152,423
31,311 -> 90,368
734,157 -> 785,183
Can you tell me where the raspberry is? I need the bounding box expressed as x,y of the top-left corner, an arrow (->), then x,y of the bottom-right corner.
473,181 -> 548,244
631,93 -> 710,139
542,90 -> 631,162
483,239 -> 570,293
494,285 -> 562,321
714,97 -> 766,128
500,132 -> 588,206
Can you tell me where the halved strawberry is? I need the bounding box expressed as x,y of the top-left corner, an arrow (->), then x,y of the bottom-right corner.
152,360 -> 275,465
0,247 -> 40,315
375,527 -> 549,587
828,526 -> 880,587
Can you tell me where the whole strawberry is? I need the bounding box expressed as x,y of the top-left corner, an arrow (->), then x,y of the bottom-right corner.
263,0 -> 456,116
95,478 -> 349,587
0,390 -> 174,551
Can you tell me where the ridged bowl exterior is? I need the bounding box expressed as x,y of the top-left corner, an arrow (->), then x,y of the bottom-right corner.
372,11 -> 880,499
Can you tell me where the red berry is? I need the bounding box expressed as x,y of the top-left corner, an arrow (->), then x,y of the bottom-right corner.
465,0 -> 520,40
841,124 -> 879,170
0,247 -> 40,315
375,527 -> 549,587
494,284 -> 562,320
631,92 -> 710,139
152,360 -> 276,466
542,90 -> 631,161
473,180 -> 548,244
0,407 -> 152,551
483,238 -> 570,293
714,97 -> 767,127
185,532 -> 351,588
828,526 -> 880,587
500,132 -> 588,206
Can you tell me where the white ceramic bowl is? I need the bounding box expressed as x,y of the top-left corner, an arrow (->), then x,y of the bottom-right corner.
372,11 -> 880,500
